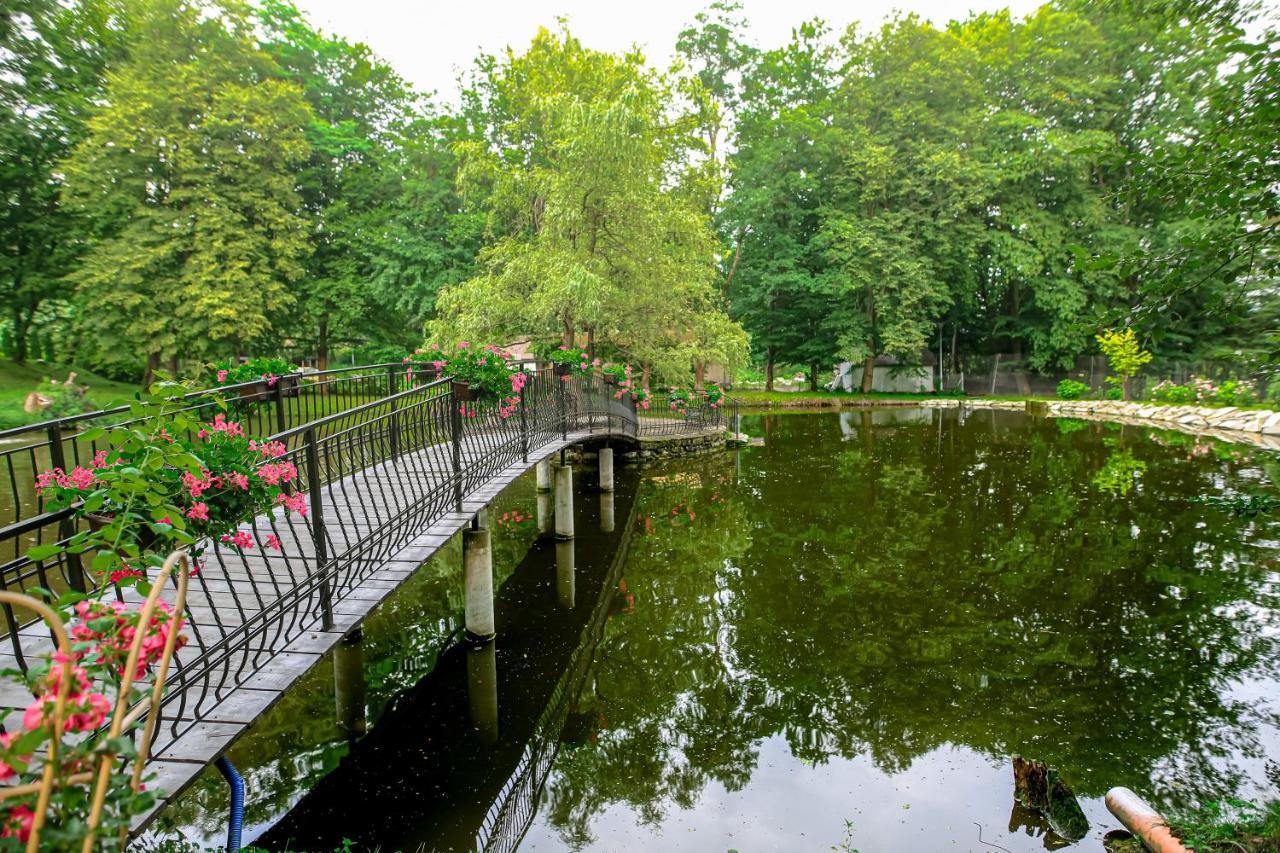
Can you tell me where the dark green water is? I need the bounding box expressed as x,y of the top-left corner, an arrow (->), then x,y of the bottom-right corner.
155,409 -> 1280,851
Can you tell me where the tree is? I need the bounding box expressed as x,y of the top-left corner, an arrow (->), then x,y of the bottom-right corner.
721,21 -> 844,390
0,0 -> 122,364
820,17 -> 984,391
62,0 -> 312,380
257,0 -> 460,367
1096,327 -> 1153,400
437,24 -> 746,384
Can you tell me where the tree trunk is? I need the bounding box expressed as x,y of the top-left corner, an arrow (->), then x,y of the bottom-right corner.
1012,339 -> 1032,396
860,355 -> 876,394
11,303 -> 30,364
694,360 -> 705,391
809,362 -> 819,392
586,327 -> 595,363
168,354 -> 179,379
142,351 -> 160,390
641,362 -> 650,389
317,317 -> 330,396
561,314 -> 574,348
765,347 -> 775,392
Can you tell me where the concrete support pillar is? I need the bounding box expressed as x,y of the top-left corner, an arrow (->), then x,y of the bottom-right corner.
466,641 -> 499,744
554,464 -> 574,539
599,490 -> 615,533
536,458 -> 552,492
463,526 -> 495,640
598,447 -> 614,492
333,628 -> 366,737
536,491 -> 552,538
555,538 -> 575,610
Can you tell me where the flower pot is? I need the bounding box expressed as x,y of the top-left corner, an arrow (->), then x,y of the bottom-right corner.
278,373 -> 302,398
237,380 -> 270,403
554,363 -> 572,377
602,374 -> 619,386
452,380 -> 478,402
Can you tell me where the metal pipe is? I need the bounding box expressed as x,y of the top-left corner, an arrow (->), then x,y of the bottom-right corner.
1104,787 -> 1189,853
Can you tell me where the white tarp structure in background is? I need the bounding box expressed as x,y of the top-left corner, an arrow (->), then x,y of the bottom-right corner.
827,360 -> 935,393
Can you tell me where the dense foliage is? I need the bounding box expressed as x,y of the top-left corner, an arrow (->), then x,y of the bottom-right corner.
0,0 -> 1275,390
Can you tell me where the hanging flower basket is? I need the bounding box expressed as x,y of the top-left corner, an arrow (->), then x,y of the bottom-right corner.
453,380 -> 478,402
554,362 -> 573,377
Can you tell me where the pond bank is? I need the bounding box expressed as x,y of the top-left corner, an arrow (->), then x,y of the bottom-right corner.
740,395 -> 1280,450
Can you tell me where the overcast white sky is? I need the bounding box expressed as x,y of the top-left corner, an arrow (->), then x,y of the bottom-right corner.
291,0 -> 1046,102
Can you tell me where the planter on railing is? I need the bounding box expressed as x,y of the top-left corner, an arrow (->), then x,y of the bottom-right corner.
237,380 -> 271,403
553,363 -> 572,377
453,381 -> 479,402
279,373 -> 302,398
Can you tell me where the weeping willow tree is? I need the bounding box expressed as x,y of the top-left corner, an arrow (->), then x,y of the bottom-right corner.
434,23 -> 747,386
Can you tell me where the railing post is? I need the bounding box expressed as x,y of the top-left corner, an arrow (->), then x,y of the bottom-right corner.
451,388 -> 463,512
388,365 -> 400,462
273,379 -> 287,435
519,381 -> 529,463
559,374 -> 568,441
304,427 -> 333,630
47,423 -> 86,593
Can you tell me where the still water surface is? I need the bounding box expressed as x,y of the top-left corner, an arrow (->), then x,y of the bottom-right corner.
157,409 -> 1280,851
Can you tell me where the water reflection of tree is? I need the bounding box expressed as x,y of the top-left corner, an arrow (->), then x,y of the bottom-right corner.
542,414 -> 1280,847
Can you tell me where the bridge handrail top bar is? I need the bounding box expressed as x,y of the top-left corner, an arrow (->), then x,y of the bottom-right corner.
269,375 -> 452,442
0,361 -> 411,440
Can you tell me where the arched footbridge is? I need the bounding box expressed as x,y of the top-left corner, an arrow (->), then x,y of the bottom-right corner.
0,364 -> 737,834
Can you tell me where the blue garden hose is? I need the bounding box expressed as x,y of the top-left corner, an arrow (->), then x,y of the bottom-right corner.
215,755 -> 245,852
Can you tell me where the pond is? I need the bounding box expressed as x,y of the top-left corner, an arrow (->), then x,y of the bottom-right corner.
152,408 -> 1280,852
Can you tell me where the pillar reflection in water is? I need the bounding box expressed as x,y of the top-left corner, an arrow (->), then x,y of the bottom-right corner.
599,489 -> 615,533
333,628 -> 366,738
465,641 -> 499,744
554,463 -> 574,539
556,538 -> 575,609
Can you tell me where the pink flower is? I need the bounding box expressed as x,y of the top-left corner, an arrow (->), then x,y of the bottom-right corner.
457,341 -> 470,349
225,472 -> 250,491
2,805 -> 34,843
220,530 -> 255,550
265,534 -> 282,551
0,732 -> 29,782
186,502 -> 210,521
264,374 -> 278,387
91,450 -> 110,469
278,492 -> 308,516
216,369 -> 229,383
109,567 -> 144,584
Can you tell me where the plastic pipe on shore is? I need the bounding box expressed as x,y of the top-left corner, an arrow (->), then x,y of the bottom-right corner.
1105,787 -> 1189,853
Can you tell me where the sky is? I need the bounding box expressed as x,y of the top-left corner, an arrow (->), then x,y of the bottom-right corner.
290,0 -> 1046,102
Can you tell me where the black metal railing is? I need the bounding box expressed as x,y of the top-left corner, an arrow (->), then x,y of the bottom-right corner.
0,366 -> 735,761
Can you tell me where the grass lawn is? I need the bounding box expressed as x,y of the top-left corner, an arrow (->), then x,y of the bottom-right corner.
0,358 -> 138,430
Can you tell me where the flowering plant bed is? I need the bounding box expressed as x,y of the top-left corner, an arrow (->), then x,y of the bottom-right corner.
28,385 -> 307,587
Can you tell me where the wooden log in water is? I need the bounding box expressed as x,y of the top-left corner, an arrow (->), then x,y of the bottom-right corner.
1012,755 -> 1090,842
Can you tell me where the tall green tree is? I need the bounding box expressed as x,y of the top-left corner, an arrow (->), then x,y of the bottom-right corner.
438,24 -> 746,384
62,0 -> 312,379
721,21 -> 843,390
0,0 -> 122,363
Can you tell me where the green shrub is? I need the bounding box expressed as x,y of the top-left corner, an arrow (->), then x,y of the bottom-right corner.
1213,379 -> 1257,406
1104,387 -> 1124,401
1056,379 -> 1089,400
1151,380 -> 1196,404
